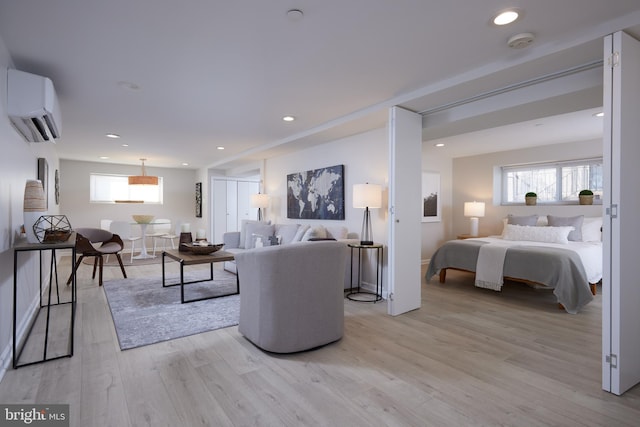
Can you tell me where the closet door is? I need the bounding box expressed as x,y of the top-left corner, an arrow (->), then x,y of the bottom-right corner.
602,31 -> 640,395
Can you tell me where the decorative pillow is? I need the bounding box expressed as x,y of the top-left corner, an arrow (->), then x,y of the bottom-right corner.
243,223 -> 275,249
547,215 -> 584,241
302,226 -> 327,241
507,214 -> 538,226
274,223 -> 300,245
292,224 -> 310,242
239,219 -> 271,249
582,217 -> 603,242
324,225 -> 348,240
502,224 -> 574,244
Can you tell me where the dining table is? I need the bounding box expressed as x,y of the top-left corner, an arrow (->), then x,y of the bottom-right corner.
131,219 -> 156,259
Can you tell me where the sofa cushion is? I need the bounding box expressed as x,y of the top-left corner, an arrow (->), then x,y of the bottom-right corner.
275,223 -> 300,245
244,222 -> 275,249
325,225 -> 348,240
292,224 -> 310,242
302,226 -> 327,241
239,219 -> 271,249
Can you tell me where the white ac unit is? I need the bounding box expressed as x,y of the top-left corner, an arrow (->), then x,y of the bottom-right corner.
7,68 -> 62,142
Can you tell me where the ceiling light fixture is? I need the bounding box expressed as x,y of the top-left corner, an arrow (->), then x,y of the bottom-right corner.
106,133 -> 120,139
99,156 -> 109,160
217,146 -> 225,150
128,158 -> 158,185
282,115 -> 295,122
434,143 -> 445,147
493,9 -> 520,26
594,112 -> 604,117
507,32 -> 535,49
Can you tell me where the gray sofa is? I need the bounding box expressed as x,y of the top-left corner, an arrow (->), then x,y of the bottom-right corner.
222,221 -> 358,288
234,240 -> 347,353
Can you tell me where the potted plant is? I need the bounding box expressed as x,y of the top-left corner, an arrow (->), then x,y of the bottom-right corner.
525,192 -> 537,205
579,189 -> 594,205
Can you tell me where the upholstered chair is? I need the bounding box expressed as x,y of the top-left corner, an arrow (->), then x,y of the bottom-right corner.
67,227 -> 127,286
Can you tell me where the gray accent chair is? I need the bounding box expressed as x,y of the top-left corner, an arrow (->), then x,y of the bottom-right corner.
234,240 -> 346,353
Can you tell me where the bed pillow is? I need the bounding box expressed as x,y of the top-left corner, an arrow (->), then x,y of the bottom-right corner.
502,224 -> 574,244
547,215 -> 584,242
582,217 -> 603,242
507,214 -> 538,226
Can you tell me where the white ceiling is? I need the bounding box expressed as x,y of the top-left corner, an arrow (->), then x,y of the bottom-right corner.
1,1 -> 639,170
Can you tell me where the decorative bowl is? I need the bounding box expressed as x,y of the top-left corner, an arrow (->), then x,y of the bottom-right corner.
180,243 -> 224,255
132,214 -> 155,224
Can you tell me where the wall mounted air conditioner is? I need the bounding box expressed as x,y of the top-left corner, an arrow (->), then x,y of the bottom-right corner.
7,68 -> 62,142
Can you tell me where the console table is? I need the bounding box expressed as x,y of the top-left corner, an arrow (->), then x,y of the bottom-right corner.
13,233 -> 76,368
346,243 -> 383,302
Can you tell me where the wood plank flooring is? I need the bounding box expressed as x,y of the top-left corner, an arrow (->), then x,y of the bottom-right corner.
1,255 -> 639,426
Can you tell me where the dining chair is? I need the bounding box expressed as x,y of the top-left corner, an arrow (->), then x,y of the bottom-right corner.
147,219 -> 176,255
110,221 -> 142,263
66,227 -> 127,286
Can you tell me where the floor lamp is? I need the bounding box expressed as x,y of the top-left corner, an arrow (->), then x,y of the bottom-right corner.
250,193 -> 269,221
353,183 -> 382,245
463,201 -> 485,237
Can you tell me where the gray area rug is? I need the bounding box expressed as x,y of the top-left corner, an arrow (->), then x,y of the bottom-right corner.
102,270 -> 239,350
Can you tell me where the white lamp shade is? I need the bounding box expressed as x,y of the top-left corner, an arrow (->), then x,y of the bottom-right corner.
464,201 -> 485,218
250,193 -> 269,209
353,183 -> 382,209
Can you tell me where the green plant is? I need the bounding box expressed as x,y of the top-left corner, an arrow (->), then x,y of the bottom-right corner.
525,192 -> 537,197
579,189 -> 593,196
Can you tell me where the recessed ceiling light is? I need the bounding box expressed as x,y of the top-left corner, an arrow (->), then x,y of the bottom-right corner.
217,146 -> 225,150
282,115 -> 295,122
492,9 -> 520,26
286,9 -> 304,22
594,112 -> 604,117
99,156 -> 109,160
106,133 -> 120,138
182,162 -> 189,166
434,143 -> 445,147
117,81 -> 141,91
121,143 -> 129,147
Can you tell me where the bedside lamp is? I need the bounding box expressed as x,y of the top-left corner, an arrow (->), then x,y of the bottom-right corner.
353,183 -> 382,245
464,201 -> 485,237
250,193 -> 269,221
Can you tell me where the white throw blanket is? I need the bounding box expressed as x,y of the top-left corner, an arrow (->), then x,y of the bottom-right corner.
475,243 -> 510,291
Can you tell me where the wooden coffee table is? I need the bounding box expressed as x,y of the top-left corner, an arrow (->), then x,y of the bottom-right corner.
162,249 -> 238,303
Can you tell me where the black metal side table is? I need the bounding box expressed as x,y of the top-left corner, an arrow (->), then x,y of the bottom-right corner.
13,233 -> 77,368
346,243 -> 383,302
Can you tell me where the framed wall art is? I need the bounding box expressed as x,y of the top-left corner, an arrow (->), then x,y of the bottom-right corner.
195,182 -> 202,218
286,164 -> 345,220
422,171 -> 440,222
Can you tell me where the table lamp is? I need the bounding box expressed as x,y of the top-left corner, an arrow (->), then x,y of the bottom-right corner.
464,201 -> 485,237
353,183 -> 382,245
250,193 -> 269,221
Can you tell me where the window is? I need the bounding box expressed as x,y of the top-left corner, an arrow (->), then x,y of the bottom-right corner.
90,173 -> 163,204
502,158 -> 602,204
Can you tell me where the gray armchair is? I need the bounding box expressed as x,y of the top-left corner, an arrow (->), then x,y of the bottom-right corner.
234,240 -> 347,353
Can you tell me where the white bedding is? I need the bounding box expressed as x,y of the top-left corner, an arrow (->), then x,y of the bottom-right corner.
467,236 -> 603,284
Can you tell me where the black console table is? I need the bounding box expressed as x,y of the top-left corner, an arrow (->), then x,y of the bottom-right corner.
13,234 -> 76,368
346,243 -> 383,303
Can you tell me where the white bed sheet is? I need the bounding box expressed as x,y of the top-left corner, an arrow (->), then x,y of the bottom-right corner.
467,236 -> 603,284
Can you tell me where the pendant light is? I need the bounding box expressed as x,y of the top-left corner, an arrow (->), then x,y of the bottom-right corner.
128,158 -> 158,185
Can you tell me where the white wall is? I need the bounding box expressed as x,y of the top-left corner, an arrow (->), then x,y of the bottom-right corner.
452,139 -> 603,236
60,159 -> 199,234
0,38 -> 60,377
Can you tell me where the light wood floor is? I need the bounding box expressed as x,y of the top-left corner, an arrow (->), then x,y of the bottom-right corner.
1,256 -> 639,427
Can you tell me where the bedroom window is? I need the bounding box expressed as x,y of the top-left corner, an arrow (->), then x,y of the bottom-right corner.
501,158 -> 602,204
90,173 -> 164,204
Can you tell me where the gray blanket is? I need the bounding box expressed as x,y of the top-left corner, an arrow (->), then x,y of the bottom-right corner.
425,240 -> 594,314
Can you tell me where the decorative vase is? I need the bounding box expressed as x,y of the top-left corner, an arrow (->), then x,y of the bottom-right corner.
525,196 -> 537,206
579,195 -> 594,205
24,179 -> 47,243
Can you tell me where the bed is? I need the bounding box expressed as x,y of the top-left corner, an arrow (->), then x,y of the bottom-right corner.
425,216 -> 603,314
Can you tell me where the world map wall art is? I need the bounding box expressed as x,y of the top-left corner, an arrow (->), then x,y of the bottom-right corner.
287,164 -> 345,220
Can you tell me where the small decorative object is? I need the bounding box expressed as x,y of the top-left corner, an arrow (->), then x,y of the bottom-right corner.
132,214 -> 155,224
196,229 -> 206,241
54,169 -> 60,205
179,232 -> 193,251
33,215 -> 72,243
37,158 -> 48,210
525,192 -> 537,206
579,189 -> 594,205
24,179 -> 47,243
180,242 -> 224,255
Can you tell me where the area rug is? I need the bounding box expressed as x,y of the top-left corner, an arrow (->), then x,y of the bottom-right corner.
102,270 -> 239,350
82,252 -> 165,266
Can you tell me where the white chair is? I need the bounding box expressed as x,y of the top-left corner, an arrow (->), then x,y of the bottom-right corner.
110,221 -> 142,263
147,219 -> 176,255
